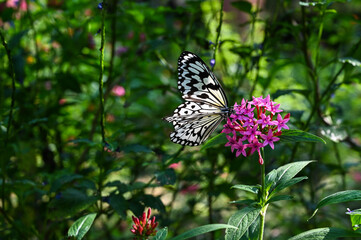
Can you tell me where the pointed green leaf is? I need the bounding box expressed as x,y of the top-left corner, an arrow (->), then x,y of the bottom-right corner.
267,195 -> 293,204
310,190 -> 361,220
170,224 -> 237,240
201,133 -> 227,150
267,161 -> 314,194
273,177 -> 308,193
317,190 -> 361,210
231,184 -> 260,194
229,199 -> 257,205
155,227 -> 168,240
279,130 -> 326,144
68,213 -> 97,240
289,227 -> 361,240
225,206 -> 261,240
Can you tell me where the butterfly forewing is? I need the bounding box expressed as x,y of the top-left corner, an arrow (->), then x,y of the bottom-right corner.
164,51 -> 229,146
178,51 -> 228,108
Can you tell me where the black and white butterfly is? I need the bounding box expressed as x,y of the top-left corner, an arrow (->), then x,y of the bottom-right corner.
164,51 -> 231,146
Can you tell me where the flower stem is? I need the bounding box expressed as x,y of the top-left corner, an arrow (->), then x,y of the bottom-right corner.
211,0 -> 224,71
98,0 -> 107,216
258,149 -> 268,240
99,0 -> 107,145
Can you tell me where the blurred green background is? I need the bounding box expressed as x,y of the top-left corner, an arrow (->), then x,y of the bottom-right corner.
1,0 -> 361,239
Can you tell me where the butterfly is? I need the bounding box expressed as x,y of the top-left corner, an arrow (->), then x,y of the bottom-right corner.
164,51 -> 231,146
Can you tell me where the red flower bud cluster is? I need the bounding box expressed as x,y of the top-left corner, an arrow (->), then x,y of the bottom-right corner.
130,208 -> 158,239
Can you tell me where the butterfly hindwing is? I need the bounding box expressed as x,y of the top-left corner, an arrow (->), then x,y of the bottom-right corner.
164,51 -> 230,146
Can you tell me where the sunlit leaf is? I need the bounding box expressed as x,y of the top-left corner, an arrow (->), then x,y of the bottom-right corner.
231,184 -> 260,194
339,57 -> 361,67
346,209 -> 361,231
155,227 -> 168,240
225,206 -> 261,240
68,213 -> 97,240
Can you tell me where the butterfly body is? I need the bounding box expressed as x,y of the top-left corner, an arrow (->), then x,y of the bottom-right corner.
164,51 -> 230,146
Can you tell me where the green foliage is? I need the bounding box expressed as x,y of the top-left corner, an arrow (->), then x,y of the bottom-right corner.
170,224 -> 237,240
289,227 -> 361,240
225,207 -> 261,240
1,0 -> 361,239
68,213 -> 97,240
346,209 -> 361,231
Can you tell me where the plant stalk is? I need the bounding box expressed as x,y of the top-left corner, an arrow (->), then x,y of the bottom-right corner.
211,0 -> 224,71
258,149 -> 268,240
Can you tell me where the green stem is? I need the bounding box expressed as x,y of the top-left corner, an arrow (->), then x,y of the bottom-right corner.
0,29 -> 16,226
314,7 -> 325,72
211,0 -> 224,71
99,1 -> 107,145
258,148 -> 267,240
0,30 -> 16,147
97,0 -> 107,217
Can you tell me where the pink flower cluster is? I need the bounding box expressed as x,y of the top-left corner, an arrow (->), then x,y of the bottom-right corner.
222,95 -> 290,165
130,208 -> 158,239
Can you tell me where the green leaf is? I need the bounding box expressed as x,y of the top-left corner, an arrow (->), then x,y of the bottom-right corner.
266,161 -> 314,194
273,176 -> 308,193
317,190 -> 361,210
155,227 -> 168,240
68,213 -> 97,240
225,206 -> 261,240
229,199 -> 257,205
347,209 -> 361,231
49,188 -> 98,218
279,130 -> 326,144
231,184 -> 259,194
109,193 -> 127,218
170,224 -> 237,240
155,168 -> 176,186
231,1 -> 252,14
288,227 -> 361,240
50,174 -> 83,192
339,57 -> 361,67
310,190 -> 361,220
201,133 -> 227,150
267,195 -> 293,204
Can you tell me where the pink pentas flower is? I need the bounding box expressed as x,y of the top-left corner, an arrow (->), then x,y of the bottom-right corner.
130,208 -> 158,239
276,113 -> 290,132
112,85 -> 125,97
222,95 -> 289,165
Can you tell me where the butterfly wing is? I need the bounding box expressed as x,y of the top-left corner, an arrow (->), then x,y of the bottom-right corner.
164,102 -> 224,146
164,51 -> 229,146
177,51 -> 228,108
